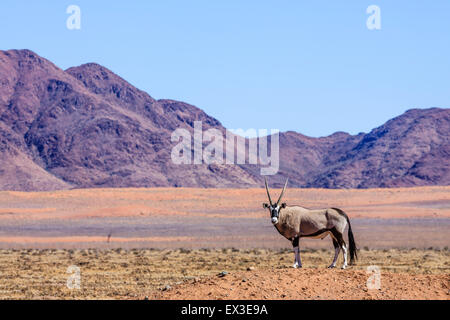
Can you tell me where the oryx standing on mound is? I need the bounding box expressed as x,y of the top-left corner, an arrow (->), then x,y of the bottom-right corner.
262,178 -> 357,269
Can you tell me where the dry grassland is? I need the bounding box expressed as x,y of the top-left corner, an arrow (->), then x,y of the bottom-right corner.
0,248 -> 448,299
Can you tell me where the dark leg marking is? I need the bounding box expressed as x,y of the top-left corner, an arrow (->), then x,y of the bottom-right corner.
330,227 -> 346,247
332,238 -> 339,249
292,236 -> 301,268
292,236 -> 299,247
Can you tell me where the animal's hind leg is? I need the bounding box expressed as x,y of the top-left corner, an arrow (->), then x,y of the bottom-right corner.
292,237 -> 302,268
328,238 -> 340,269
340,241 -> 348,269
331,228 -> 348,269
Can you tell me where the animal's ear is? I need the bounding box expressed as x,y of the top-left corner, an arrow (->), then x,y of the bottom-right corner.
281,203 -> 287,208
263,203 -> 269,209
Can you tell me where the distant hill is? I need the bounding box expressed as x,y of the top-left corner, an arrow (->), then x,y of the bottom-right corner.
269,108 -> 449,188
0,49 -> 448,190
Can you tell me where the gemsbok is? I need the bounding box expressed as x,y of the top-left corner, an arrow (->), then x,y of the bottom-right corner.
263,178 -> 357,269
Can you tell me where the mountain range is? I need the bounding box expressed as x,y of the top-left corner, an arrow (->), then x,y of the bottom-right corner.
0,49 -> 448,190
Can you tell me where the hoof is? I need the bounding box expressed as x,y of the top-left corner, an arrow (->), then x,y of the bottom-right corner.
341,265 -> 347,270
327,265 -> 336,269
292,263 -> 302,269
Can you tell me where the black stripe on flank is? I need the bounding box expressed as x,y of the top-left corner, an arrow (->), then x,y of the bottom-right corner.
300,228 -> 329,238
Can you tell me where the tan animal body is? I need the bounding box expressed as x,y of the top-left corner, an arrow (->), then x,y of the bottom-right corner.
263,178 -> 357,269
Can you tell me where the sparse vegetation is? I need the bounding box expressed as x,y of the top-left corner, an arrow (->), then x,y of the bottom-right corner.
0,248 -> 448,299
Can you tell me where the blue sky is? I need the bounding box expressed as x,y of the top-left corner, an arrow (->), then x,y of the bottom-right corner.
1,1 -> 449,137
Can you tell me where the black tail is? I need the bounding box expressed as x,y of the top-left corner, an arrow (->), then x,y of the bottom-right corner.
347,217 -> 358,264
332,208 -> 358,264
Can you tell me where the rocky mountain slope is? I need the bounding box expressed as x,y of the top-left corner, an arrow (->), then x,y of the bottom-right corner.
0,49 -> 448,190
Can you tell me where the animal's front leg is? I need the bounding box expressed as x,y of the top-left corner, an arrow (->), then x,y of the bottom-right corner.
292,237 -> 302,268
293,247 -> 302,268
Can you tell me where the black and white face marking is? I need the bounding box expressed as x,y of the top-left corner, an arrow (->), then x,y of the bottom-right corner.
263,202 -> 286,225
270,205 -> 280,224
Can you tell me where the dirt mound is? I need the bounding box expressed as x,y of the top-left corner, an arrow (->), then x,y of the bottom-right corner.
151,268 -> 449,300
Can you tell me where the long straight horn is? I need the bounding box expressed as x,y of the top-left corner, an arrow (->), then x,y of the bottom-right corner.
276,178 -> 289,206
264,177 -> 273,206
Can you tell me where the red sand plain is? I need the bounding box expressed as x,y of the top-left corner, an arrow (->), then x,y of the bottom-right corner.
0,186 -> 448,249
